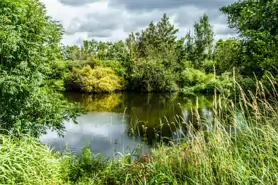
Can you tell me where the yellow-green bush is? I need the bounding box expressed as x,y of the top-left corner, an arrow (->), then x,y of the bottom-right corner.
67,65 -> 123,93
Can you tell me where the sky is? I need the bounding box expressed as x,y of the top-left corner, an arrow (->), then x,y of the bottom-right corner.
41,0 -> 238,46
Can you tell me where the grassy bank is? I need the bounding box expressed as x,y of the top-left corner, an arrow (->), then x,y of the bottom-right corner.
1,77 -> 277,185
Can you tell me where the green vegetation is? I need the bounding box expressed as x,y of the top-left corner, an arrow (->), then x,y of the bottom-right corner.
54,14 -> 232,94
220,0 -> 278,77
0,0 -> 80,137
0,134 -> 63,184
1,76 -> 277,184
0,0 -> 278,184
52,0 -> 277,94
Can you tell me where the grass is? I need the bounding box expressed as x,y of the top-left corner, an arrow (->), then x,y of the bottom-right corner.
0,74 -> 278,184
0,133 -> 63,185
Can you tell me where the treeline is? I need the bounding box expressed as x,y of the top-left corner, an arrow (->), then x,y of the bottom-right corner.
52,14 -> 232,94
48,1 -> 277,95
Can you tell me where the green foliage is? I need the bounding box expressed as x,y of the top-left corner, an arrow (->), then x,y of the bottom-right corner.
62,45 -> 86,61
221,0 -> 278,77
58,13 -> 226,94
0,0 -> 62,70
0,0 -> 80,137
214,39 -> 241,74
179,68 -> 233,95
130,58 -> 178,92
67,65 -> 123,93
185,14 -> 214,67
0,134 -> 63,184
101,60 -> 127,77
80,57 -> 102,68
0,72 -> 80,137
133,13 -> 179,59
60,143 -> 106,183
63,40 -> 129,62
202,59 -> 216,73
180,68 -> 211,87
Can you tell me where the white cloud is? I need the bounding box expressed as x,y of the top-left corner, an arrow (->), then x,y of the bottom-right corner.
41,0 -> 237,46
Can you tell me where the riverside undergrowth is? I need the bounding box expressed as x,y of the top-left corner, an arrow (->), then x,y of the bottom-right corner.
1,75 -> 277,185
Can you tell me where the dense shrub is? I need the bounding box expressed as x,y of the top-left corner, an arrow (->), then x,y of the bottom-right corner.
79,57 -> 102,69
67,65 -> 123,93
130,59 -> 178,92
179,68 -> 233,95
60,144 -> 107,183
101,59 -> 127,77
43,60 -> 83,91
179,68 -> 211,87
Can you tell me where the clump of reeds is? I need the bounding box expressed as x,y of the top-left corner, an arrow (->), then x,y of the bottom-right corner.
0,133 -> 63,185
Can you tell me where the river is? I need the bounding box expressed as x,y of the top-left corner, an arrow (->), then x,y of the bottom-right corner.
40,92 -> 213,158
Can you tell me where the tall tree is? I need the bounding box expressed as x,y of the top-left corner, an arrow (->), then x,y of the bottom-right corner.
185,14 -> 214,67
214,39 -> 241,74
221,0 -> 278,77
0,0 -> 79,137
127,14 -> 180,92
134,13 -> 179,59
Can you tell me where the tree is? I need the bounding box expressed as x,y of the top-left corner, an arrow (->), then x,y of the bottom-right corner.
126,14 -> 180,91
130,59 -> 178,92
134,13 -> 179,60
0,0 -> 80,137
106,41 -> 128,62
214,39 -> 241,74
185,14 -> 214,67
62,45 -> 84,60
221,0 -> 278,77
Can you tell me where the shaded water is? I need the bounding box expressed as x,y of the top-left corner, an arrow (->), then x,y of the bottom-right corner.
40,92 -> 213,157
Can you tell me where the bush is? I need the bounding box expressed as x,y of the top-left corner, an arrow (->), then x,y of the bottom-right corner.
60,143 -> 106,183
179,68 -> 211,87
180,68 -> 233,95
80,57 -> 102,69
101,60 -> 127,77
67,66 -> 123,93
44,60 -> 82,91
130,59 -> 178,92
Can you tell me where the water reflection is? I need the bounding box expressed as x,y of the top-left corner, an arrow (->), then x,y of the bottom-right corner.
40,112 -> 150,157
40,92 -> 213,157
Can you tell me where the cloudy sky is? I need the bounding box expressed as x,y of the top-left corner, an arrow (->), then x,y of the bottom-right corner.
41,0 -> 238,46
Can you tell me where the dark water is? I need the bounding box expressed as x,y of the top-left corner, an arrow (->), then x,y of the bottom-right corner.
40,92 -> 213,157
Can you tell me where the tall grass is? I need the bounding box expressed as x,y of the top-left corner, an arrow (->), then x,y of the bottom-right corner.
1,74 -> 277,184
0,134 -> 63,185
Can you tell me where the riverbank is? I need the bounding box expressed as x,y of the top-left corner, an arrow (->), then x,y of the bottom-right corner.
1,78 -> 277,185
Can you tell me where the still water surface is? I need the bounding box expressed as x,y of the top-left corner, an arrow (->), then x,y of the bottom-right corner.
40,92 -> 213,157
